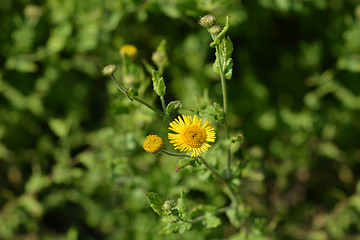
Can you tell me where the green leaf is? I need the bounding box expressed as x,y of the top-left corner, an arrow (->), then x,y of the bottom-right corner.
225,36 -> 234,59
226,205 -> 250,228
212,36 -> 234,80
199,102 -> 224,123
176,189 -> 189,221
175,157 -> 200,172
152,70 -> 166,96
125,88 -> 138,101
210,16 -> 230,48
152,39 -> 169,74
231,133 -> 245,145
213,58 -> 220,75
145,192 -> 164,216
189,204 -> 216,219
225,58 -> 233,79
48,118 -> 71,138
159,221 -> 192,234
166,100 -> 182,115
203,212 -> 221,228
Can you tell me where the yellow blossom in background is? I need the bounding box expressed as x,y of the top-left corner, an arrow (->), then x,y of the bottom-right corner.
168,115 -> 216,157
120,44 -> 138,58
143,135 -> 164,154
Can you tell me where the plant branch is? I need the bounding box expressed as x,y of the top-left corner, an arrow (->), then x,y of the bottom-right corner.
110,74 -> 164,117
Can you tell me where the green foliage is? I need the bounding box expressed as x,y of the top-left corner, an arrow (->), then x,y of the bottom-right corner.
1,0 -> 360,239
152,70 -> 166,97
213,36 -> 234,80
145,192 -> 164,216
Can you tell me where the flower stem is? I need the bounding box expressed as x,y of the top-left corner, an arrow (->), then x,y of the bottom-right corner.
111,74 -> 126,95
161,150 -> 239,207
210,34 -> 232,181
110,74 -> 164,117
200,157 -> 238,207
161,149 -> 189,158
160,95 -> 166,113
134,97 -> 164,117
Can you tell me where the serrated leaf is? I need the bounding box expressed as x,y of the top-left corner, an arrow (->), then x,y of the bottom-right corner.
166,100 -> 182,115
203,212 -> 221,228
159,221 -> 192,234
213,58 -> 220,75
145,192 -> 164,216
176,191 -> 189,221
152,70 -> 166,96
225,58 -> 233,79
125,88 -> 138,101
225,36 -> 233,59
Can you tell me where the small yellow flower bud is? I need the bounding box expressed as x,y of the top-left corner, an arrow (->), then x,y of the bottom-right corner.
143,135 -> 164,154
209,25 -> 221,35
198,15 -> 216,28
102,64 -> 117,76
120,44 -> 138,58
24,5 -> 42,19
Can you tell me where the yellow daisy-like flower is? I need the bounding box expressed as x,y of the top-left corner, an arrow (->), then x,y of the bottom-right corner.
143,135 -> 164,154
120,44 -> 138,58
168,115 -> 216,158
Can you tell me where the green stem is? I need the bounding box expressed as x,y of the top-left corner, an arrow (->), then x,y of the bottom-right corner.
160,95 -> 166,113
161,149 -> 189,158
110,74 -> 164,117
200,157 -> 238,207
111,75 -> 126,94
134,97 -> 164,117
211,34 -> 232,181
161,149 -> 238,207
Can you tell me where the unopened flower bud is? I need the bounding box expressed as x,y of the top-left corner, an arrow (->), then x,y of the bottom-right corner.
102,64 -> 117,76
120,44 -> 138,58
209,25 -> 221,35
198,15 -> 216,28
143,135 -> 164,154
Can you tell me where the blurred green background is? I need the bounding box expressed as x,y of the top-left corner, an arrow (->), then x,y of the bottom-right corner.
1,0 -> 360,239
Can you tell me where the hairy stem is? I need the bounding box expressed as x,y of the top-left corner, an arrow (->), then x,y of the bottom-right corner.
160,95 -> 166,113
110,74 -> 164,117
201,157 -> 238,207
211,34 -> 232,181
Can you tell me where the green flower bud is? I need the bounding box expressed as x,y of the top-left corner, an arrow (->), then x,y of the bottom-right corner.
162,200 -> 176,215
102,64 -> 117,76
209,25 -> 221,35
198,15 -> 216,28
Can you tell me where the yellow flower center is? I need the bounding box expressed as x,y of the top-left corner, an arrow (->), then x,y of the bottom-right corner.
143,135 -> 163,154
181,126 -> 207,148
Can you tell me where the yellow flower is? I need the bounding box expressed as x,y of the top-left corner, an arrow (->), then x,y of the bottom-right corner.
168,115 -> 216,158
120,44 -> 138,58
143,135 -> 164,154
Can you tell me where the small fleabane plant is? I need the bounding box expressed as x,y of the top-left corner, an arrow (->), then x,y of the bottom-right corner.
104,15 -> 266,237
